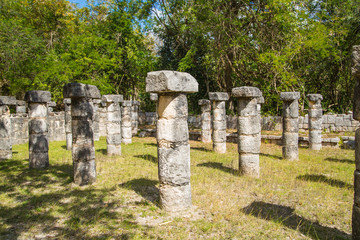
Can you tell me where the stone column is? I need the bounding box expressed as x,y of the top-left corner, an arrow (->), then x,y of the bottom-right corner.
131,100 -> 140,136
280,92 -> 300,160
16,100 -> 26,113
352,45 -> 360,239
103,95 -> 123,155
47,101 -> 56,113
257,96 -> 264,114
63,83 -> 101,185
25,91 -> 51,168
307,94 -> 323,150
146,70 -> 198,212
150,93 -> 158,125
0,96 -> 16,160
93,99 -> 101,141
63,98 -> 72,150
209,92 -> 229,153
198,99 -> 212,143
122,101 -> 132,144
232,87 -> 262,177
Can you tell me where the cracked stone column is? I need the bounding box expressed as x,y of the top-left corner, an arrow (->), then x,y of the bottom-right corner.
64,98 -> 72,150
232,87 -> 262,177
63,83 -> 101,185
93,99 -> 101,141
25,91 -> 51,168
352,45 -> 360,239
307,94 -> 323,150
146,70 -> 198,212
0,96 -> 16,160
16,100 -> 26,113
103,95 -> 123,155
209,92 -> 229,153
280,92 -> 300,160
122,100 -> 132,144
198,99 -> 212,143
131,100 -> 140,136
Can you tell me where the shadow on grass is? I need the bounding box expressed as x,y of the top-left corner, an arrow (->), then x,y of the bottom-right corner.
134,154 -> 157,163
61,145 -> 68,150
144,143 -> 157,147
191,147 -> 212,152
96,148 -> 107,155
119,178 -> 159,206
197,162 -> 238,175
260,153 -> 282,160
242,201 -> 350,240
0,159 -> 141,239
325,157 -> 354,164
296,174 -> 352,189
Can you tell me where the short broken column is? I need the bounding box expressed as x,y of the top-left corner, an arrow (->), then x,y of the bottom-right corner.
209,92 -> 229,153
0,96 -> 16,160
93,99 -> 101,141
25,91 -> 51,168
16,100 -> 26,113
352,45 -> 360,239
198,99 -> 212,143
146,70 -> 198,211
103,95 -> 123,155
63,98 -> 72,150
121,100 -> 132,144
131,100 -> 140,135
280,92 -> 300,160
232,87 -> 262,177
63,83 -> 101,185
307,94 -> 323,150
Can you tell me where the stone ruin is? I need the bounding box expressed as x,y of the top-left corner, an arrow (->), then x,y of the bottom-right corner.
146,70 -> 198,212
63,82 -> 101,185
131,100 -> 140,136
198,99 -> 212,143
63,98 -> 72,150
209,92 -> 229,153
16,100 -> 26,114
0,96 -> 17,160
307,94 -> 323,150
121,100 -> 132,144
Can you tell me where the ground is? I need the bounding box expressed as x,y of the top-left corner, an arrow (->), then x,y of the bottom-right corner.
0,137 -> 354,239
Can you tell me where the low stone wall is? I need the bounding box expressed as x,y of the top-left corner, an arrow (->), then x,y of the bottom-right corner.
139,112 -> 359,132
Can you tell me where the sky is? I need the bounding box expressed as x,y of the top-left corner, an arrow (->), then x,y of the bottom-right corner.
68,0 -> 88,8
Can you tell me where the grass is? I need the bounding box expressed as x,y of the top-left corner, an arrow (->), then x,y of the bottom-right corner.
0,137 -> 354,239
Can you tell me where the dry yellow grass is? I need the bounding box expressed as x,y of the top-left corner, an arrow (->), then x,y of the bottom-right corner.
0,137 -> 354,239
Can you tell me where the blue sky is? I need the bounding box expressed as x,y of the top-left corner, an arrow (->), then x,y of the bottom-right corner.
68,0 -> 88,8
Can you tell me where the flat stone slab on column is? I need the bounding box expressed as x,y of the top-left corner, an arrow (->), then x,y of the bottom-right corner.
25,91 -> 51,103
146,70 -> 198,212
280,92 -> 300,101
209,92 -> 230,101
0,96 -> 17,106
307,94 -> 323,102
63,83 -> 101,99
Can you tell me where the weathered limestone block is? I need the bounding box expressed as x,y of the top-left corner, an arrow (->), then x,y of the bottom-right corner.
198,99 -> 212,143
47,101 -> 56,113
352,45 -> 360,239
63,83 -> 101,185
232,87 -> 262,177
25,91 -> 51,168
146,70 -> 198,212
0,96 -> 16,160
307,94 -> 323,150
103,95 -> 123,155
280,92 -> 300,160
93,99 -> 101,141
209,92 -> 229,153
16,100 -> 26,113
150,93 -> 158,102
122,101 -> 132,144
131,100 -> 140,135
64,98 -> 72,150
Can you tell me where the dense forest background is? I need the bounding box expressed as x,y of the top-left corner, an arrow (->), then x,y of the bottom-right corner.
0,0 -> 359,114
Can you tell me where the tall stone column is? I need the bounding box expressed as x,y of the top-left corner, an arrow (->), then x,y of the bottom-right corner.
198,99 -> 212,143
25,91 -> 51,169
122,101 -> 132,144
352,45 -> 360,239
16,100 -> 26,113
209,92 -> 229,153
131,100 -> 140,136
63,83 -> 101,185
307,94 -> 323,150
0,96 -> 16,160
63,98 -> 72,150
146,70 -> 198,212
93,99 -> 101,141
103,95 -> 123,155
232,87 -> 262,177
150,93 -> 158,125
280,92 -> 300,160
